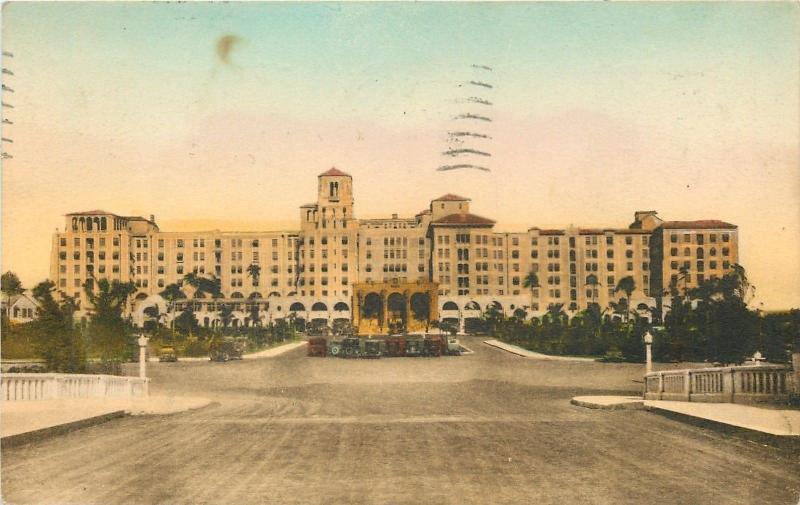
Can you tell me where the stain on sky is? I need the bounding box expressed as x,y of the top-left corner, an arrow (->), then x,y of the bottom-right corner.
216,35 -> 242,65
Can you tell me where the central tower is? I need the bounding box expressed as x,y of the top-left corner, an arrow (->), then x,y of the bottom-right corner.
317,167 -> 354,230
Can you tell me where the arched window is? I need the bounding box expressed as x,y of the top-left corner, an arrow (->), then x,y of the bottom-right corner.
311,302 -> 327,311
289,302 -> 305,312
72,217 -> 78,231
333,302 -> 349,312
442,301 -> 459,311
464,301 -> 481,311
100,217 -> 107,231
86,218 -> 93,231
696,247 -> 704,259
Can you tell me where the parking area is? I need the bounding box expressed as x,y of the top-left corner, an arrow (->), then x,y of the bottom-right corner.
3,337 -> 799,505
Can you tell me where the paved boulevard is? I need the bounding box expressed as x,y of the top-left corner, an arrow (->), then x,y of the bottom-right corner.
3,337 -> 799,504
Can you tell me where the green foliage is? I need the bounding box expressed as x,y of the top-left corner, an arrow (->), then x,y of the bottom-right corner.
482,267 -> 776,364
29,280 -> 86,372
84,278 -> 136,361
1,271 -> 24,296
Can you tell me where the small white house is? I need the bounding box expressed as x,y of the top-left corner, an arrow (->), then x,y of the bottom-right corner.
1,292 -> 40,324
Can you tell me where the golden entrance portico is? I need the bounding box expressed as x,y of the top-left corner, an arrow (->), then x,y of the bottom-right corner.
352,280 -> 439,335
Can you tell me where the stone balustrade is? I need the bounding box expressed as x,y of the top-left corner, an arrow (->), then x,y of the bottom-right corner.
2,373 -> 149,401
644,364 -> 794,404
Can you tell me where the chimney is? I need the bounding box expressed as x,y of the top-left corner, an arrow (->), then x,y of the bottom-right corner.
149,214 -> 155,223
392,213 -> 398,219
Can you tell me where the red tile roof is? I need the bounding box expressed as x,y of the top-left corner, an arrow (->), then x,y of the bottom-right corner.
416,209 -> 431,215
539,229 -> 565,235
431,213 -> 495,226
319,167 -> 351,177
662,220 -> 736,230
66,210 -> 113,216
432,193 -> 470,202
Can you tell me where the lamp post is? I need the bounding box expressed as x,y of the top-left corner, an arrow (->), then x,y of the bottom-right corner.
643,331 -> 654,374
137,334 -> 149,380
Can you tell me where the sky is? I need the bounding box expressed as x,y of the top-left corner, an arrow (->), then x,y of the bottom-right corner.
1,2 -> 798,309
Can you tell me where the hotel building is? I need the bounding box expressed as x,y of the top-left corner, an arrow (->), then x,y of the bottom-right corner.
50,168 -> 739,332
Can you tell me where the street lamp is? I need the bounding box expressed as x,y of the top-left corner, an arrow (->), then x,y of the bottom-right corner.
643,331 -> 654,374
137,334 -> 149,380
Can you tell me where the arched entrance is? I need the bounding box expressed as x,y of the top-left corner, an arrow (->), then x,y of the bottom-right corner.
352,280 -> 438,335
387,293 -> 406,333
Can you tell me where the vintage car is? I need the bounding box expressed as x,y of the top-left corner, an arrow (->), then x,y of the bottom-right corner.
404,337 -> 423,357
307,337 -> 328,357
363,339 -> 382,358
158,346 -> 178,362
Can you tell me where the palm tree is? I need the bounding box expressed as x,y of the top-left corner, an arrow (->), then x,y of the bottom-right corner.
522,271 -> 540,311
219,303 -> 235,328
614,276 -> 636,322
160,282 -> 186,334
586,274 -> 600,306
677,265 -> 690,299
247,264 -> 261,287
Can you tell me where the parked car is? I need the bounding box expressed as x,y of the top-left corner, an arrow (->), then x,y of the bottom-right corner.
307,337 -> 327,357
158,346 -> 178,362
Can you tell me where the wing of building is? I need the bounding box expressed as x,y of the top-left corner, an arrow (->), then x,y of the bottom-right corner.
49,169 -> 739,331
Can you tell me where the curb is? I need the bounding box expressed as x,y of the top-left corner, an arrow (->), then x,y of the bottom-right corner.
484,339 -> 596,362
1,410 -> 127,449
570,398 -> 644,411
644,405 -> 800,447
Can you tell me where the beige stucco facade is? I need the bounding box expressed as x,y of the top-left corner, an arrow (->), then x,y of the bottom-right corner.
49,168 -> 739,330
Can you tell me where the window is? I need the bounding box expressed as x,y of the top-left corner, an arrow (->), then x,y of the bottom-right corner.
625,236 -> 632,245
177,239 -> 184,248
670,248 -> 678,256
722,233 -> 730,242
113,237 -> 120,247
683,234 -> 691,243
670,234 -> 678,243
625,250 -> 633,259
60,238 -> 67,247
627,262 -> 633,271
722,247 -> 730,256
607,236 -> 614,245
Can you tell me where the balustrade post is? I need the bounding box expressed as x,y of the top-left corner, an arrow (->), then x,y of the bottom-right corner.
683,370 -> 691,401
657,372 -> 664,400
792,352 -> 800,396
722,368 -> 734,403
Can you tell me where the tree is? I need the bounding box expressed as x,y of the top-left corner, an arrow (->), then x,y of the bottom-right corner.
30,280 -> 85,372
523,271 -> 540,310
83,278 -> 136,361
614,276 -> 636,322
184,273 -> 223,299
160,283 -> 186,333
247,264 -> 261,287
219,303 -> 235,328
1,271 -> 24,296
174,306 -> 198,335
248,300 -> 264,327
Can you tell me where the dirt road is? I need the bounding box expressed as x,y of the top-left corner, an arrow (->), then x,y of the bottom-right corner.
3,337 -> 799,504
